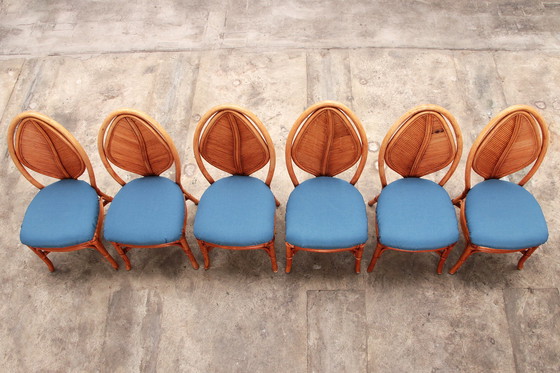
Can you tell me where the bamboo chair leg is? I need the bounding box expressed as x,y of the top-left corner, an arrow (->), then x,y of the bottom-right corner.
436,246 -> 452,275
179,237 -> 199,270
266,242 -> 278,273
112,242 -> 132,270
93,240 -> 119,270
517,247 -> 537,270
449,244 -> 475,274
184,192 -> 199,205
367,242 -> 384,272
197,240 -> 211,270
285,243 -> 295,273
354,244 -> 365,273
29,246 -> 55,272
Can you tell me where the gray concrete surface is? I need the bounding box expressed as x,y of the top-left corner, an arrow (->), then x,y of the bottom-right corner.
0,1 -> 559,372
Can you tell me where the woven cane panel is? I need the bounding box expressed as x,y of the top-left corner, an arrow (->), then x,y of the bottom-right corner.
386,112 -> 454,177
200,110 -> 269,176
105,115 -> 173,176
473,112 -> 540,179
292,108 -> 361,176
16,118 -> 85,179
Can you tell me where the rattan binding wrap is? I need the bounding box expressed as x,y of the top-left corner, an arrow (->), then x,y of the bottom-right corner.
286,101 -> 368,186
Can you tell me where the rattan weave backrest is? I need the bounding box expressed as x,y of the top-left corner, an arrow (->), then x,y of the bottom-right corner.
473,110 -> 542,179
378,105 -> 462,187
194,105 -> 276,185
286,101 -> 368,186
7,112 -> 110,201
12,115 -> 86,180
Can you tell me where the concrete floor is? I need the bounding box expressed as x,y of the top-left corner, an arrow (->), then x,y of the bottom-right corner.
0,1 -> 559,372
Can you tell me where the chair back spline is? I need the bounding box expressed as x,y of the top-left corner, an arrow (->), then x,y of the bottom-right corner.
199,109 -> 269,176
104,114 -> 174,176
473,111 -> 541,179
15,116 -> 85,179
385,111 -> 455,178
291,107 -> 361,177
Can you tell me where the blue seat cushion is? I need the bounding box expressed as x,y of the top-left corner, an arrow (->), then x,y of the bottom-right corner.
376,178 -> 458,250
20,179 -> 100,248
466,179 -> 548,250
104,176 -> 185,246
286,177 -> 368,250
194,175 -> 276,246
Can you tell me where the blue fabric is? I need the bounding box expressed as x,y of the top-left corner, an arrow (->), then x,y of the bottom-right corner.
376,178 -> 458,250
286,177 -> 368,250
104,176 -> 185,246
466,179 -> 548,250
194,175 -> 276,246
20,179 -> 100,248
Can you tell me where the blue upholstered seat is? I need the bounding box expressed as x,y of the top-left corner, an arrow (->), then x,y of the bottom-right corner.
466,179 -> 548,250
104,176 -> 185,246
20,179 -> 100,248
286,177 -> 368,250
194,175 -> 276,246
376,178 -> 458,250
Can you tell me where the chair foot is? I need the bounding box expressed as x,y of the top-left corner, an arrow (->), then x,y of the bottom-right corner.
354,245 -> 365,273
436,246 -> 452,275
112,242 -> 131,270
94,241 -> 119,270
367,242 -> 384,272
449,245 -> 475,274
29,246 -> 55,272
517,247 -> 537,270
197,240 -> 211,270
180,237 -> 199,270
285,244 -> 295,273
266,242 -> 278,272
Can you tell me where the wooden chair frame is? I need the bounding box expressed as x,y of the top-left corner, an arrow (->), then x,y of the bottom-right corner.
7,111 -> 118,272
285,101 -> 369,273
449,105 -> 549,274
98,108 -> 199,270
366,105 -> 463,274
193,105 -> 279,272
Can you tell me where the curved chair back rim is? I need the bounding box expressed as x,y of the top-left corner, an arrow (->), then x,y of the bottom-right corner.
377,104 -> 463,189
193,104 -> 276,186
285,100 -> 368,187
7,111 -> 111,201
454,104 -> 549,204
98,108 -> 184,188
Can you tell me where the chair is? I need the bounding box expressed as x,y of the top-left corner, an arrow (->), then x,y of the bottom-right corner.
449,105 -> 549,274
7,111 -> 119,272
193,105 -> 279,271
285,101 -> 369,273
98,109 -> 199,270
367,105 -> 463,274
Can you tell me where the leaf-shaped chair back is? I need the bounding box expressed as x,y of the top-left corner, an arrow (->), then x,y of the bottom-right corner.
466,105 -> 549,188
98,109 -> 183,186
286,101 -> 368,186
7,111 -> 101,192
194,105 -> 276,185
379,105 -> 462,187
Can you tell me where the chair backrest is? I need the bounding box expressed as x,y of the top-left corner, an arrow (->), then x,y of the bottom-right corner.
465,105 -> 549,189
193,105 -> 276,186
98,109 -> 183,187
285,101 -> 368,186
378,105 -> 462,188
7,111 -> 109,200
